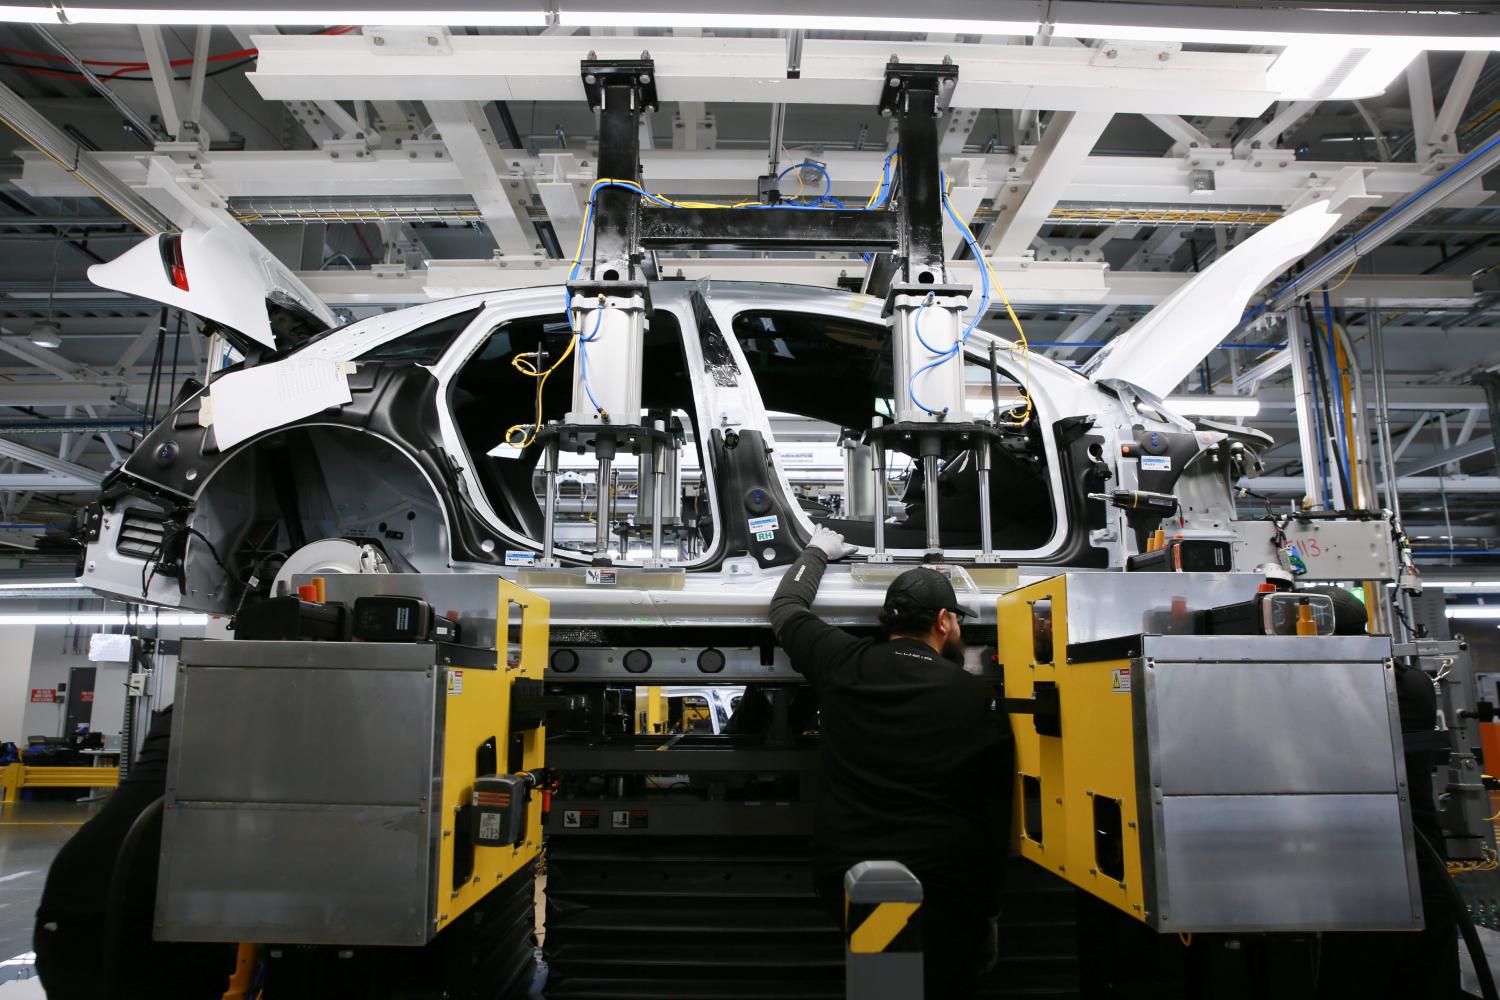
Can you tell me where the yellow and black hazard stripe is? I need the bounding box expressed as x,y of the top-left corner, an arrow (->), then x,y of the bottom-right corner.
845,898 -> 922,954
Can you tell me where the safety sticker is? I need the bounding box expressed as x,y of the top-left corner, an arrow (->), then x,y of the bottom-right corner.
611,809 -> 649,830
1111,668 -> 1131,694
505,550 -> 536,566
563,809 -> 600,829
586,568 -> 618,586
447,669 -> 464,695
1139,455 -> 1172,472
478,813 -> 502,840
748,515 -> 780,535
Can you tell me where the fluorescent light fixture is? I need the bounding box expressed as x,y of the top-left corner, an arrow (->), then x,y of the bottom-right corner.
57,6 -> 546,25
560,10 -> 1037,33
1425,581 -> 1500,591
1269,44 -> 1416,101
0,5 -> 60,22
1050,22 -> 1500,52
1163,396 -> 1261,418
0,612 -> 210,626
0,581 -> 86,590
1446,607 -> 1500,620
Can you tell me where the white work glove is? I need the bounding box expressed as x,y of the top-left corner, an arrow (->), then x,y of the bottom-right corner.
808,525 -> 857,561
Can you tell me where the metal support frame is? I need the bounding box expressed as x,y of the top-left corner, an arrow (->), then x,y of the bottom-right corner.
1286,309 -> 1326,510
881,59 -> 958,285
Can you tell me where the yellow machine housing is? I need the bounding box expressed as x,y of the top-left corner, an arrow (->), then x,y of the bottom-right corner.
998,572 -> 1423,933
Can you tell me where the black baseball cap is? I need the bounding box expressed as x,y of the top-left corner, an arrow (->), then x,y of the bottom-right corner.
883,568 -> 977,619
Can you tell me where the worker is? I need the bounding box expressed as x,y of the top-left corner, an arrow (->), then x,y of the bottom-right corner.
33,705 -> 236,999
769,525 -> 1014,998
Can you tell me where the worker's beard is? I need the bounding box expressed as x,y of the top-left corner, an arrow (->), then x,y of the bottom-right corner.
941,629 -> 966,665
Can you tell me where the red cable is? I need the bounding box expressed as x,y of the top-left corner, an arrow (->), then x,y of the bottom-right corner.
1,25 -> 354,79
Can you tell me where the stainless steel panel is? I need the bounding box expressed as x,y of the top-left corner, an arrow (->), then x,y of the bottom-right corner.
1147,658 -> 1398,795
156,803 -> 430,945
180,637 -> 451,670
1231,519 -> 1397,582
173,665 -> 436,805
1140,633 -> 1392,664
160,639 -> 451,946
1054,572 -> 1266,646
1154,794 -> 1421,932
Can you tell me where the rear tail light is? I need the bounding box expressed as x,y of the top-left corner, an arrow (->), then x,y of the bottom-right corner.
160,234 -> 189,291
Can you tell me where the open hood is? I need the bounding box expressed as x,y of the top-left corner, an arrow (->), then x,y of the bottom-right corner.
88,229 -> 337,356
1085,199 -> 1345,398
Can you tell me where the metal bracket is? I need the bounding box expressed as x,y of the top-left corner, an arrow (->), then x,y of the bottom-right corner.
580,56 -> 659,113
324,137 -> 374,161
877,60 -> 958,120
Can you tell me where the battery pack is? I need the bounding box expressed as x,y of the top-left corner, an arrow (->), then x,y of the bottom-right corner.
351,595 -> 459,643
472,774 -> 528,847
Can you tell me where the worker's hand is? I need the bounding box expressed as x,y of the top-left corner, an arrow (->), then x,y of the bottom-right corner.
808,525 -> 856,561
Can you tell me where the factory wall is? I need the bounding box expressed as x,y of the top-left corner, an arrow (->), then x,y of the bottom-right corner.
20,623 -> 205,744
0,604 -> 36,747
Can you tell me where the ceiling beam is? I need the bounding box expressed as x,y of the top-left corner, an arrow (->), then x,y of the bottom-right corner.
1399,435 -> 1495,478
988,109 -> 1113,258
292,258 -> 1477,309
424,101 -> 542,259
18,146 -> 1490,213
248,34 -> 1282,117
0,438 -> 104,484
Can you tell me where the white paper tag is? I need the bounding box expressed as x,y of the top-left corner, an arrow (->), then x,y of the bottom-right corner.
1139,455 -> 1172,472
748,515 -> 780,534
505,550 -> 536,566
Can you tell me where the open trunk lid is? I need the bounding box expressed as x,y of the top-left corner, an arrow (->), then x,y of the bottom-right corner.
88,229 -> 338,358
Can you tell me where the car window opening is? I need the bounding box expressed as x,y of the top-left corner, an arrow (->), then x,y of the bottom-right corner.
730,309 -> 1057,552
449,310 -> 714,562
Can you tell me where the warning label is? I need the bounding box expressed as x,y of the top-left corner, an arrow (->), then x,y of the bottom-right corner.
611,809 -> 649,830
586,568 -> 618,586
562,809 -> 600,830
1111,668 -> 1131,694
447,669 -> 464,695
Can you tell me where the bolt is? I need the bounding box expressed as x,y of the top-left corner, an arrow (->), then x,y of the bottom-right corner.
372,35 -> 385,45
331,151 -> 340,158
1254,160 -> 1262,167
1158,51 -> 1170,61
584,73 -> 596,84
87,562 -> 95,572
409,151 -> 418,159
640,73 -> 651,84
880,108 -> 892,118
427,35 -> 438,46
888,75 -> 901,87
1105,48 -> 1118,59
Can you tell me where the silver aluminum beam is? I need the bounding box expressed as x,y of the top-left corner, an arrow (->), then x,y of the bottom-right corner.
0,81 -> 170,234
1259,130 -> 1500,313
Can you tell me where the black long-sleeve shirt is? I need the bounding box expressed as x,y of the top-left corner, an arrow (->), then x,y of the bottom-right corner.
769,548 -> 1014,909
